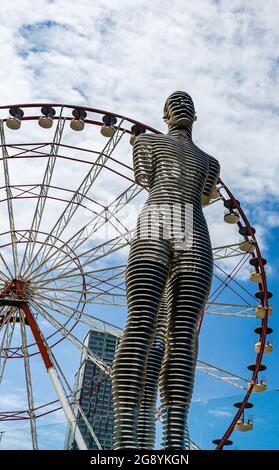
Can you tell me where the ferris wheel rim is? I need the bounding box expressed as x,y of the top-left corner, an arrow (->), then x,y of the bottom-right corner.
213,179 -> 270,450
0,102 -> 161,135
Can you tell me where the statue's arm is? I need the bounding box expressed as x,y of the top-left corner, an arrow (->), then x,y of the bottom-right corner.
203,156 -> 220,199
132,134 -> 153,188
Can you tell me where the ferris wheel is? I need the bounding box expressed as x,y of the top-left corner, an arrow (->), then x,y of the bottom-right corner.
0,103 -> 272,450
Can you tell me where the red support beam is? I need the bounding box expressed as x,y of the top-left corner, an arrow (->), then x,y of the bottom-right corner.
15,280 -> 53,370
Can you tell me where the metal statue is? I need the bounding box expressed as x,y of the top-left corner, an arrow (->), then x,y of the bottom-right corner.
111,91 -> 220,449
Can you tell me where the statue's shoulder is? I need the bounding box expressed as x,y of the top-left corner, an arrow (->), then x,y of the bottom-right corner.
204,152 -> 220,176
204,153 -> 220,175
194,143 -> 220,167
136,133 -> 161,143
208,154 -> 220,168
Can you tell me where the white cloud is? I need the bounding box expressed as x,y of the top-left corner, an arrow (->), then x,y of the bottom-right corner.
0,1 -> 277,225
0,428 -> 33,450
208,407 -> 233,418
1,0 -> 278,221
0,392 -> 26,410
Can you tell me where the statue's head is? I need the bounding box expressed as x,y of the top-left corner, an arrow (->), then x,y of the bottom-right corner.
163,91 -> 197,128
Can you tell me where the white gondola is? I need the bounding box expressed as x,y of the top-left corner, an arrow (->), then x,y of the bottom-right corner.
248,381 -> 267,392
239,239 -> 255,253
255,305 -> 272,319
6,117 -> 21,130
130,134 -> 137,145
201,194 -> 210,207
38,116 -> 53,129
101,125 -> 116,137
70,118 -> 85,131
249,270 -> 262,283
255,341 -> 273,354
224,210 -> 240,224
235,419 -> 253,432
210,187 -> 220,199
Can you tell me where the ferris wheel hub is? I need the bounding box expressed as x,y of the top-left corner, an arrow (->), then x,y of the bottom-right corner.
0,279 -> 32,305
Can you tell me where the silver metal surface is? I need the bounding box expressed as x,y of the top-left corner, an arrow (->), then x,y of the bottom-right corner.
111,92 -> 220,449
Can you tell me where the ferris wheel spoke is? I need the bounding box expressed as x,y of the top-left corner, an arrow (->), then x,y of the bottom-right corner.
214,262 -> 256,301
62,231 -> 131,277
19,313 -> 39,450
205,302 -> 258,318
35,266 -> 126,293
0,121 -> 19,276
27,254 -> 82,285
0,308 -> 14,333
209,254 -> 250,302
30,299 -> 111,375
0,252 -> 13,281
35,264 -> 126,291
34,273 -> 126,299
25,182 -> 139,283
207,196 -> 222,207
33,280 -> 126,312
38,297 -> 123,336
86,264 -> 126,282
58,141 -> 133,172
3,183 -> 104,218
196,360 -> 249,390
212,243 -> 248,260
23,122 -> 126,279
106,211 -> 131,241
28,231 -> 131,285
190,440 -> 201,450
19,112 -> 66,276
80,298 -> 126,307
49,351 -> 102,450
30,292 -> 123,336
34,289 -> 86,306
0,313 -> 17,384
88,278 -> 126,296
32,261 -> 83,289
34,271 -> 83,287
50,294 -> 125,308
25,202 -> 134,289
34,285 -> 86,295
34,285 -> 126,301
86,269 -> 126,291
7,142 -> 50,159
213,271 -> 253,306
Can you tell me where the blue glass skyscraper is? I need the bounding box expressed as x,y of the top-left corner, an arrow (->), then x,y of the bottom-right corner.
65,329 -> 119,450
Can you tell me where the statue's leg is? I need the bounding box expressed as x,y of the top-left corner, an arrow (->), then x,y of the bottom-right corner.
111,243 -> 171,449
159,253 -> 212,449
137,296 -> 168,449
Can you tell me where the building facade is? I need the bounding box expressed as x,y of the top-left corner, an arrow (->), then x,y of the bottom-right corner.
65,329 -> 119,450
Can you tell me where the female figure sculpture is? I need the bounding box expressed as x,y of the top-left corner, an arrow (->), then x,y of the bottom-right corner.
111,91 -> 220,449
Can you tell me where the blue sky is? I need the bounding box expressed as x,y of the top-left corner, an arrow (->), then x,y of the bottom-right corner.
0,0 -> 278,450
189,390 -> 279,450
